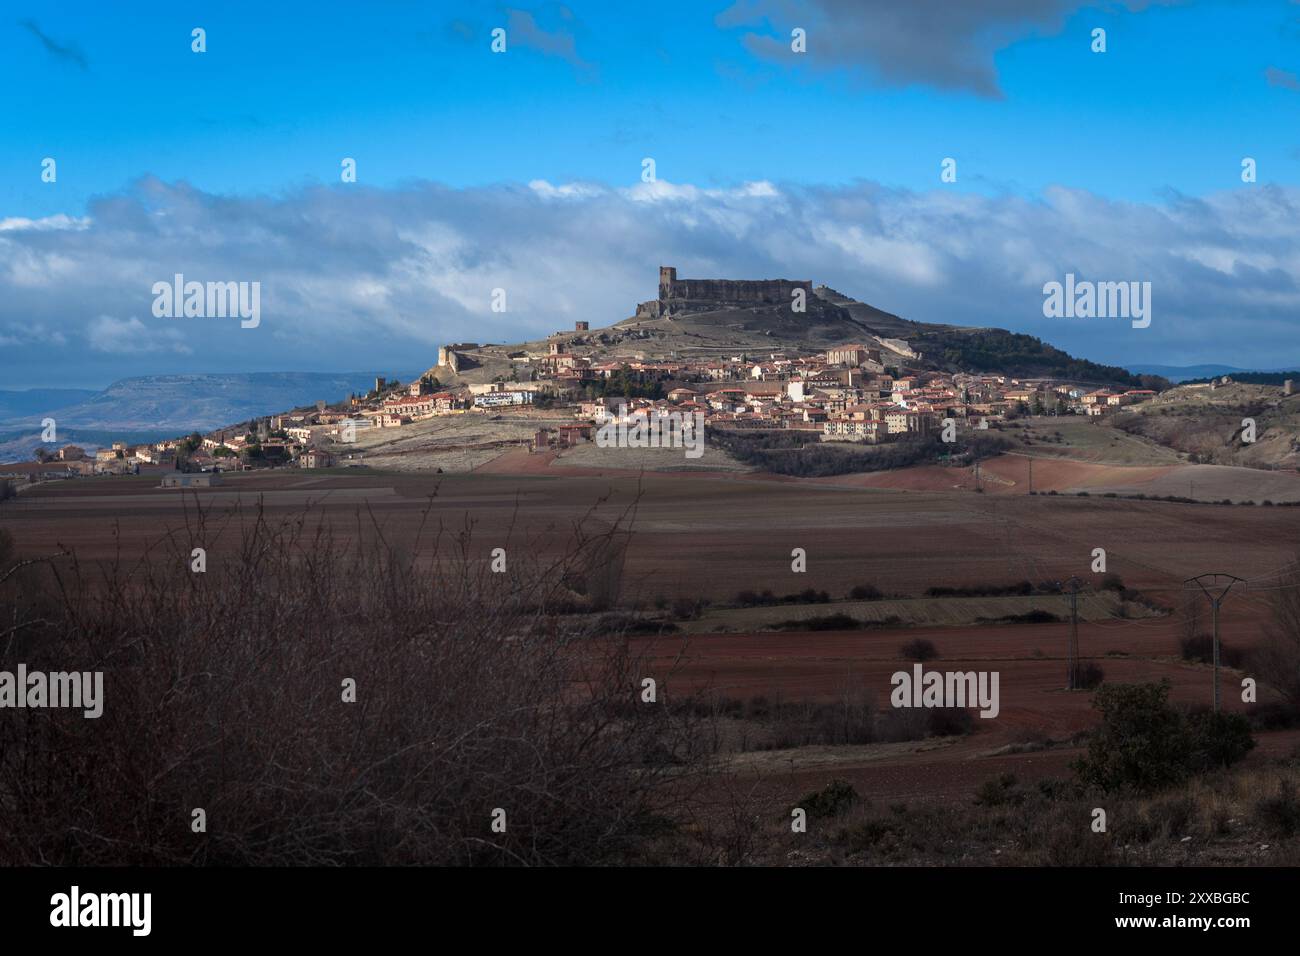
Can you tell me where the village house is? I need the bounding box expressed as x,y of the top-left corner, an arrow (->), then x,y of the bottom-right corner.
474,390 -> 532,408
284,425 -> 329,443
826,344 -> 872,367
383,396 -> 436,418
1081,390 -> 1115,407
299,448 -> 334,469
823,415 -> 885,442
431,391 -> 465,412
885,407 -> 935,435
703,388 -> 747,413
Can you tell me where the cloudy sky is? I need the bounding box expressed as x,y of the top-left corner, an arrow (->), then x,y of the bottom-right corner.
4,0 -> 1300,387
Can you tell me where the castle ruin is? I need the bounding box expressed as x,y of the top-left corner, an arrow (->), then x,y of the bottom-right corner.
437,343 -> 480,373
636,266 -> 813,319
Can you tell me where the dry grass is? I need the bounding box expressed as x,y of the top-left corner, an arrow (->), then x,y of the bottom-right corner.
0,498 -> 715,866
709,760 -> 1300,866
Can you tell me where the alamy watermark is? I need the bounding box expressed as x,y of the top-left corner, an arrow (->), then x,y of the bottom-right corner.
0,665 -> 103,718
1042,273 -> 1150,329
890,664 -> 999,719
50,886 -> 150,936
152,273 -> 261,328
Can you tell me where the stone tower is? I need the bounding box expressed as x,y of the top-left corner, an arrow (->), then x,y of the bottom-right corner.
659,266 -> 677,300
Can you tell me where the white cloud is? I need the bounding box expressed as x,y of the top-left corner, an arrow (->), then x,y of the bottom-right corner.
3,175 -> 1299,379
528,180 -> 604,200
0,214 -> 89,232
0,322 -> 67,348
87,315 -> 192,355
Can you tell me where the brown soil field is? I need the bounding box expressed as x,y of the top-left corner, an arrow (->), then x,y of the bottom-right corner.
7,467 -> 1299,599
5,466 -> 1297,804
633,620 -> 1300,802
816,452 -> 1300,502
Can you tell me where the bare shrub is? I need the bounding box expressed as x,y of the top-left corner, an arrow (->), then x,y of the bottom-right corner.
0,498 -> 710,866
1256,556 -> 1300,714
757,688 -> 876,749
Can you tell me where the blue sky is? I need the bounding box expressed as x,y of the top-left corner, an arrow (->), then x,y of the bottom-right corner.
4,0 -> 1300,387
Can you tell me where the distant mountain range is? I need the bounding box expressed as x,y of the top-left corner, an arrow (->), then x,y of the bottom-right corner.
0,371 -> 420,463
1124,364 -> 1300,383
0,388 -> 101,421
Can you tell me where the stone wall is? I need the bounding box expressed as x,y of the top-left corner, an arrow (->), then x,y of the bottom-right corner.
648,266 -> 811,317
437,343 -> 480,368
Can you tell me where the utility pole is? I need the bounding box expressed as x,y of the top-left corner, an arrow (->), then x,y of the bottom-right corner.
1065,576 -> 1080,689
1185,574 -> 1246,713
975,459 -> 980,492
1028,457 -> 1033,495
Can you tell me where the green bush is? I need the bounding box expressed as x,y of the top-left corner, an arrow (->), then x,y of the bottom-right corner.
849,584 -> 883,601
974,773 -> 1022,807
1072,680 -> 1253,794
796,779 -> 860,819
1179,635 -> 1246,668
927,707 -> 976,737
1076,662 -> 1105,690
1187,710 -> 1256,771
900,638 -> 938,661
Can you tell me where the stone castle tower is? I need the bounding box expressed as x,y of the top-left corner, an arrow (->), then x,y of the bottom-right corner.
639,265 -> 814,319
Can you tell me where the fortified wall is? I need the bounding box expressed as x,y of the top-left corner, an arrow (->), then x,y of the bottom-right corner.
437,343 -> 480,373
636,266 -> 813,318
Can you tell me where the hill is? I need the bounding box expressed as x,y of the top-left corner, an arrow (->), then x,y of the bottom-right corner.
1179,371 -> 1300,387
1127,364 -> 1300,384
909,326 -> 1157,389
1109,380 -> 1300,470
0,388 -> 99,421
1126,363 -> 1248,383
424,269 -> 1159,390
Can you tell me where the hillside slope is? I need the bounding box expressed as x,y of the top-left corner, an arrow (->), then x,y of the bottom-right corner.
426,282 -> 1154,389
1110,381 -> 1300,470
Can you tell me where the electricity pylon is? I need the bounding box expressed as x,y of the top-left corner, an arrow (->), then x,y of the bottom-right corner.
1184,573 -> 1247,713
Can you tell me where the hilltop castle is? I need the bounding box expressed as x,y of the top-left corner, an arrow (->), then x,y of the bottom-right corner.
635,266 -> 813,319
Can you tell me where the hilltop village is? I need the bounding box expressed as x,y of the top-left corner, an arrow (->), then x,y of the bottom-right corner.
12,268 -> 1163,479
